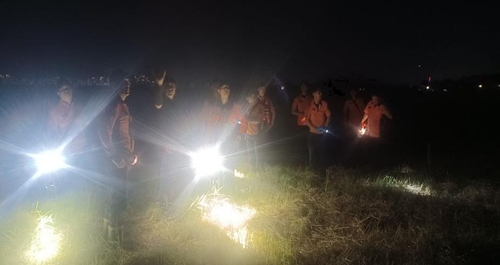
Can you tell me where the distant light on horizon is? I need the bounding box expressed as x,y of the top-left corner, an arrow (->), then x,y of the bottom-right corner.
426,86 -> 430,89
478,84 -> 482,88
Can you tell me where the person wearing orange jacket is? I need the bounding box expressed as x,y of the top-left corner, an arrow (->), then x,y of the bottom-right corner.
98,69 -> 138,244
44,78 -> 87,192
291,81 -> 313,127
342,88 -> 366,164
257,84 -> 275,133
343,88 -> 365,137
241,90 -> 266,171
291,81 -> 313,165
361,93 -> 392,139
360,93 -> 393,164
306,87 -> 331,173
200,80 -> 243,168
47,78 -> 86,155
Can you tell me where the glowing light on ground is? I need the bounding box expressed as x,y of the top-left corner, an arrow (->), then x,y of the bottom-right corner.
25,215 -> 63,264
402,183 -> 431,196
234,169 -> 245,178
363,176 -> 433,196
198,192 -> 256,248
379,176 -> 432,196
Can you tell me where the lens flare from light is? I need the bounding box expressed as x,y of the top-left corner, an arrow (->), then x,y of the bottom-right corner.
198,193 -> 256,248
32,149 -> 66,176
190,147 -> 224,181
25,215 -> 63,264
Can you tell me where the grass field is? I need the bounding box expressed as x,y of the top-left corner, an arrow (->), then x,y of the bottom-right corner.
1,162 -> 499,264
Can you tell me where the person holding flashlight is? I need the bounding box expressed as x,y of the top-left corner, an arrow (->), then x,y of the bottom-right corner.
201,80 -> 242,146
291,81 -> 313,165
360,93 -> 392,164
306,87 -> 331,175
98,68 -> 138,245
199,80 -> 243,175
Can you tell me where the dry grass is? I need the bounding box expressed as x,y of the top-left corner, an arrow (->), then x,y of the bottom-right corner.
0,164 -> 499,264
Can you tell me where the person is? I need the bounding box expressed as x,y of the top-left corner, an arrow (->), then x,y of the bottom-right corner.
151,68 -> 185,205
292,81 -> 313,127
256,83 -> 275,167
291,81 -> 313,165
241,90 -> 266,171
257,83 -> 276,133
200,81 -> 243,171
361,93 -> 392,138
360,93 -> 393,163
342,88 -> 365,164
98,69 -> 138,245
306,87 -> 331,174
153,69 -> 176,110
201,81 -> 242,146
45,78 -> 87,193
47,78 -> 86,155
343,88 -> 365,137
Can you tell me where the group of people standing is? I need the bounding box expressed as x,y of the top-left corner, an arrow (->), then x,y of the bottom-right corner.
44,68 -> 392,245
291,81 -> 393,172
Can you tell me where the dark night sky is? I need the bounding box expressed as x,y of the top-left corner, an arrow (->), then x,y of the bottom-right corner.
1,1 -> 498,85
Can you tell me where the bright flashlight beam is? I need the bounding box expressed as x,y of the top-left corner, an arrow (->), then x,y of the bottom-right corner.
190,146 -> 224,181
31,149 -> 66,177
